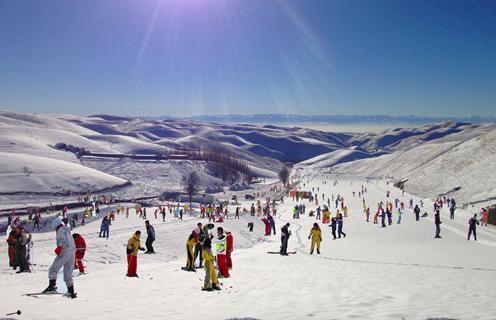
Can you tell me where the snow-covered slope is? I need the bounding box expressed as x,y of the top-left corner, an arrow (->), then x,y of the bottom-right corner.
0,152 -> 128,194
296,147 -> 387,169
333,126 -> 496,205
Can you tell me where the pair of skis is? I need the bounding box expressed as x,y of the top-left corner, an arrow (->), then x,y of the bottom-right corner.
24,291 -> 77,299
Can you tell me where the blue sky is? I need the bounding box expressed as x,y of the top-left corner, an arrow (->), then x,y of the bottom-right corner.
0,0 -> 495,117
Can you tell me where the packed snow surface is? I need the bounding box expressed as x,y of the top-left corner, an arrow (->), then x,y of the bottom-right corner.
1,173 -> 495,319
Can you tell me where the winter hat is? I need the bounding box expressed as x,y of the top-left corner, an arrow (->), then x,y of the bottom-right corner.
51,217 -> 64,230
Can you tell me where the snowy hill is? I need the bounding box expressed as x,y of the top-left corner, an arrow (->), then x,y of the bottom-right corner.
1,110 -> 494,206
333,124 -> 496,205
0,152 -> 128,194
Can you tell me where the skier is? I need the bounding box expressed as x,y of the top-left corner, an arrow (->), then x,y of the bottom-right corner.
42,218 -> 77,298
308,223 -> 322,254
225,231 -> 233,270
316,206 -> 321,220
99,216 -> 110,239
126,230 -> 145,277
468,214 -> 479,241
337,214 -> 347,238
280,223 -> 291,255
6,228 -> 15,268
386,208 -> 392,225
414,205 -> 420,221
434,210 -> 442,239
449,203 -> 456,220
396,209 -> 402,224
72,233 -> 86,275
329,217 -> 337,239
14,226 -> 31,273
381,209 -> 387,228
201,237 -> 220,291
215,227 -> 229,278
194,223 -> 206,268
261,217 -> 271,236
144,220 -> 155,254
481,208 -> 489,227
185,230 -> 198,272
268,214 -> 276,235
365,207 -> 370,222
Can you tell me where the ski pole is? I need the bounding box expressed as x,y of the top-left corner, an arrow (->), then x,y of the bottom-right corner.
6,310 -> 22,316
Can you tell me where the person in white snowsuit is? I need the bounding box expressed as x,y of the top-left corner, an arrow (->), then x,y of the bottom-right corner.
43,218 -> 77,298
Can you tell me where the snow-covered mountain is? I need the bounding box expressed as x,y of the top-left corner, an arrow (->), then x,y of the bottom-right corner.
1,110 -> 494,207
331,124 -> 496,205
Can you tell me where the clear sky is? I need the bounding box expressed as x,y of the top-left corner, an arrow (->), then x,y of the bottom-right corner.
0,0 -> 495,117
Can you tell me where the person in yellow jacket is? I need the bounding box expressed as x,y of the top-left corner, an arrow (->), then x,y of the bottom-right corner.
308,223 -> 322,254
201,237 -> 220,291
126,231 -> 145,277
183,230 -> 198,272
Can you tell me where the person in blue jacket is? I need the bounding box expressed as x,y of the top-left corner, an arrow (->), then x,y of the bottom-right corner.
268,214 -> 276,235
99,216 -> 110,239
337,214 -> 346,238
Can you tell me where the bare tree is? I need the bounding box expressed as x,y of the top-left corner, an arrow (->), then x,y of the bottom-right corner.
182,172 -> 200,205
278,165 -> 291,186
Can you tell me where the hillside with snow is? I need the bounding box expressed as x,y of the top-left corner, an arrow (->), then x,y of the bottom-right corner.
1,110 -> 495,209
332,124 -> 496,205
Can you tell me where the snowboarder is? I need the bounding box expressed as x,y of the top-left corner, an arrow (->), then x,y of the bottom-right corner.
280,223 -> 291,255
144,220 -> 155,254
43,218 -> 77,298
126,230 -> 145,277
434,210 -> 442,239
308,223 -> 322,254
468,214 -> 479,241
72,233 -> 86,274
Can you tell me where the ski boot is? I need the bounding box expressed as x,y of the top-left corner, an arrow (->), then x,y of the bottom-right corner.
212,283 -> 221,291
42,279 -> 57,294
201,287 -> 213,292
64,286 -> 77,299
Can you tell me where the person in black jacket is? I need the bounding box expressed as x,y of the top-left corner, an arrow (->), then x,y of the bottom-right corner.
329,217 -> 337,239
434,210 -> 441,238
468,214 -> 479,241
280,223 -> 291,255
144,220 -> 155,254
414,205 -> 420,221
194,222 -> 206,268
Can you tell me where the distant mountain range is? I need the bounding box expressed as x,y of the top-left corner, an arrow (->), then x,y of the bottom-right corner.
149,114 -> 496,125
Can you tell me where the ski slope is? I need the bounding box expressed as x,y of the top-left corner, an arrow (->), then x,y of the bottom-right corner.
1,173 -> 495,319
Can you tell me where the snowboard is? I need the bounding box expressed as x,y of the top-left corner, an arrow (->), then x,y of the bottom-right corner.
267,251 -> 297,255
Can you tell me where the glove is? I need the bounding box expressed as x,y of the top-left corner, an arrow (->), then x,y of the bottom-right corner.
54,246 -> 62,255
308,236 -> 310,239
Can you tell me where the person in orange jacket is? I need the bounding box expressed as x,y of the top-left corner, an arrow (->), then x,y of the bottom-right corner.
72,233 -> 87,274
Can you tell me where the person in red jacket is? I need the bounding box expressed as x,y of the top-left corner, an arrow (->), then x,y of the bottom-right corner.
72,233 -> 87,274
225,231 -> 233,270
6,229 -> 15,268
261,218 -> 271,236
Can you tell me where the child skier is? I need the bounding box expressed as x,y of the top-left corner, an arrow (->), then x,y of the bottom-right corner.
185,230 -> 198,272
72,233 -> 87,274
